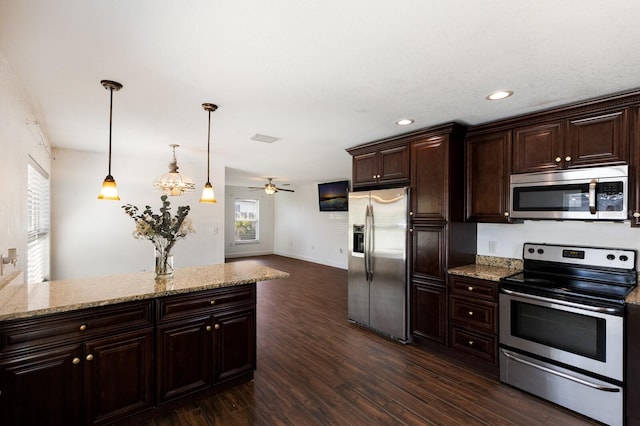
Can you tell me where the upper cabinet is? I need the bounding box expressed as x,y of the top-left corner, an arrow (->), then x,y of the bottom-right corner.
632,106 -> 640,226
513,109 -> 629,174
465,130 -> 512,223
348,141 -> 410,189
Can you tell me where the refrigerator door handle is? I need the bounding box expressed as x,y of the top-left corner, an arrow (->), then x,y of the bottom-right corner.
367,203 -> 374,280
364,204 -> 370,281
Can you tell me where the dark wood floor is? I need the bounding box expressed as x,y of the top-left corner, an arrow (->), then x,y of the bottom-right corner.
143,255 -> 598,425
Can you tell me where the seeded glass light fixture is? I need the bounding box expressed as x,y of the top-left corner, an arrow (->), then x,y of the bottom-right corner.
98,80 -> 123,200
199,103 -> 218,203
153,144 -> 195,196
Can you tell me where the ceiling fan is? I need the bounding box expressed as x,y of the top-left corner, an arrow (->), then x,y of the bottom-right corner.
249,178 -> 295,195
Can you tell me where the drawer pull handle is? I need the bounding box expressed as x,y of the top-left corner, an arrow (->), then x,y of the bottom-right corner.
79,324 -> 87,331
555,156 -> 562,163
72,357 -> 81,365
468,311 -> 474,316
206,325 -> 212,331
565,155 -> 572,162
210,300 -> 216,305
468,340 -> 474,346
86,354 -> 94,362
214,324 -> 220,330
467,286 -> 474,292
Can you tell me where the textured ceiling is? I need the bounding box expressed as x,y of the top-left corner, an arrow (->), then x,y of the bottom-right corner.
2,0 -> 640,187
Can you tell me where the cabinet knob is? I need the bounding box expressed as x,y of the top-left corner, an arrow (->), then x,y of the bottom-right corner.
467,286 -> 474,292
468,311 -> 474,316
409,211 -> 413,216
565,155 -> 572,162
503,212 -> 510,217
555,157 -> 562,163
206,325 -> 212,331
72,357 -> 81,365
86,354 -> 94,362
633,212 -> 640,218
409,228 -> 413,233
210,300 -> 216,305
468,340 -> 474,346
79,324 -> 87,331
372,175 -> 376,179
377,174 -> 381,179
214,324 -> 220,330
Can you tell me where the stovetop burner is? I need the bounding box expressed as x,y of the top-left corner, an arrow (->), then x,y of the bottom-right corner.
500,243 -> 637,307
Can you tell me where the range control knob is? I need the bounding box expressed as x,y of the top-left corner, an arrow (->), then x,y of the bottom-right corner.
528,248 -> 535,254
537,249 -> 544,255
607,254 -> 615,261
620,255 -> 629,262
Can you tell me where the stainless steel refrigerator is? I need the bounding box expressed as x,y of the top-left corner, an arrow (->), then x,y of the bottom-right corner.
348,187 -> 409,342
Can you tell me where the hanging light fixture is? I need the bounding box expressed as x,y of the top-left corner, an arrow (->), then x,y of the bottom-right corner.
152,144 -> 196,196
199,103 -> 218,203
98,80 -> 123,200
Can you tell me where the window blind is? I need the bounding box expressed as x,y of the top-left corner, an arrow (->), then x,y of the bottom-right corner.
27,158 -> 50,282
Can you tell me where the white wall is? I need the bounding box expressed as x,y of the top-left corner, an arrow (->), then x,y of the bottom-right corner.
477,220 -> 640,259
273,182 -> 349,269
0,52 -> 51,281
224,185 -> 275,258
51,148 -> 226,280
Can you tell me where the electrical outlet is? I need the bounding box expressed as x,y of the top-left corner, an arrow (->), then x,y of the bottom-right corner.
488,241 -> 497,253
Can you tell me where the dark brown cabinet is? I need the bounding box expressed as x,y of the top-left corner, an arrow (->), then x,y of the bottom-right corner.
448,275 -> 498,373
0,301 -> 154,426
349,142 -> 409,188
156,285 -> 256,404
513,121 -> 564,173
631,106 -> 640,226
465,130 -> 512,223
408,123 -> 476,347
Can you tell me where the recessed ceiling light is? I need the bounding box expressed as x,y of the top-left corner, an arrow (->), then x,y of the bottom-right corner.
486,90 -> 513,100
395,119 -> 414,126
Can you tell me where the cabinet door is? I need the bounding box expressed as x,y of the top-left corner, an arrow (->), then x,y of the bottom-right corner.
352,151 -> 378,187
0,345 -> 82,426
626,303 -> 640,424
411,281 -> 447,345
378,144 -> 410,184
465,130 -> 512,222
566,109 -> 629,168
83,329 -> 154,425
411,135 -> 449,221
513,121 -> 564,173
157,317 -> 212,403
411,224 -> 445,283
213,308 -> 256,383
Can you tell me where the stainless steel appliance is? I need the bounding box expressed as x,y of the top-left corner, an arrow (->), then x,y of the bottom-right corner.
348,187 -> 409,342
500,242 -> 637,426
510,165 -> 628,220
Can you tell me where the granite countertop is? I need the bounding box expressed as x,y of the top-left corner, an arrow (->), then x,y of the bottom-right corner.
627,287 -> 640,305
448,255 -> 523,282
0,261 -> 289,321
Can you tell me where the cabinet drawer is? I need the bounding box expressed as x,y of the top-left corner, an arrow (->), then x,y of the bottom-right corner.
158,285 -> 255,322
449,276 -> 497,302
449,296 -> 496,333
450,325 -> 497,364
0,301 -> 153,353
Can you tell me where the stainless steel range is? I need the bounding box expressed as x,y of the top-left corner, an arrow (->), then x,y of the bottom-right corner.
499,243 -> 637,426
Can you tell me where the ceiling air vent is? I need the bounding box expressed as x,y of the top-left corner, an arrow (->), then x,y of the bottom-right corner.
250,134 -> 280,143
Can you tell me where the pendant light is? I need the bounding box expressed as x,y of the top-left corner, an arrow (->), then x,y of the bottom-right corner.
199,103 -> 218,203
152,144 -> 195,196
98,80 -> 123,200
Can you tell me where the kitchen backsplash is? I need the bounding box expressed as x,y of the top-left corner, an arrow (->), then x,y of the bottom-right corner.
476,255 -> 523,270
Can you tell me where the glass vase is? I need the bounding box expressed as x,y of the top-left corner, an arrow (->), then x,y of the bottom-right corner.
154,243 -> 174,277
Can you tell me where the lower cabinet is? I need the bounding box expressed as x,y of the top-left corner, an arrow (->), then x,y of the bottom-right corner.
411,280 -> 448,345
626,303 -> 640,425
448,275 -> 499,372
0,284 -> 257,425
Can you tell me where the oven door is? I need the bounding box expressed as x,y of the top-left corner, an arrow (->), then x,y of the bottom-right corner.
499,289 -> 623,381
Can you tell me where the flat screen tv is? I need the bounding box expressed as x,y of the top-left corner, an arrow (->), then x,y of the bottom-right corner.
318,180 -> 349,212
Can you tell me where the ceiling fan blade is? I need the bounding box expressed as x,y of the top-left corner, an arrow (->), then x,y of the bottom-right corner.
247,186 -> 264,190
276,187 -> 295,192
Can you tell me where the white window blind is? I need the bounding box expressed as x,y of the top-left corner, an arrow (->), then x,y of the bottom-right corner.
235,199 -> 259,242
27,158 -> 50,282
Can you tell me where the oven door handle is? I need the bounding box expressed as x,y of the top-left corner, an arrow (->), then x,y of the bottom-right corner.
500,349 -> 620,392
501,288 -> 623,315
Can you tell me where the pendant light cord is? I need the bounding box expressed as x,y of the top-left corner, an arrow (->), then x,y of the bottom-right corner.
107,87 -> 114,176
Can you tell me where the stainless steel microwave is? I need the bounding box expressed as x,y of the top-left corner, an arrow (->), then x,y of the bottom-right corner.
510,165 -> 628,220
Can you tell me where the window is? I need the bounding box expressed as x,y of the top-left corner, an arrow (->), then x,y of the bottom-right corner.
235,199 -> 259,242
27,158 -> 50,282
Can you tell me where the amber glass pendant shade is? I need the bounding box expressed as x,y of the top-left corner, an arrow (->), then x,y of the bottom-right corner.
98,175 -> 120,200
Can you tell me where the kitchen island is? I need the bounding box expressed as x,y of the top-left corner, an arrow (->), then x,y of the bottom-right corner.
0,262 -> 288,426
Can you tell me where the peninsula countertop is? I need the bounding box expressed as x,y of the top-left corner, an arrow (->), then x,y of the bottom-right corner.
0,261 -> 289,321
